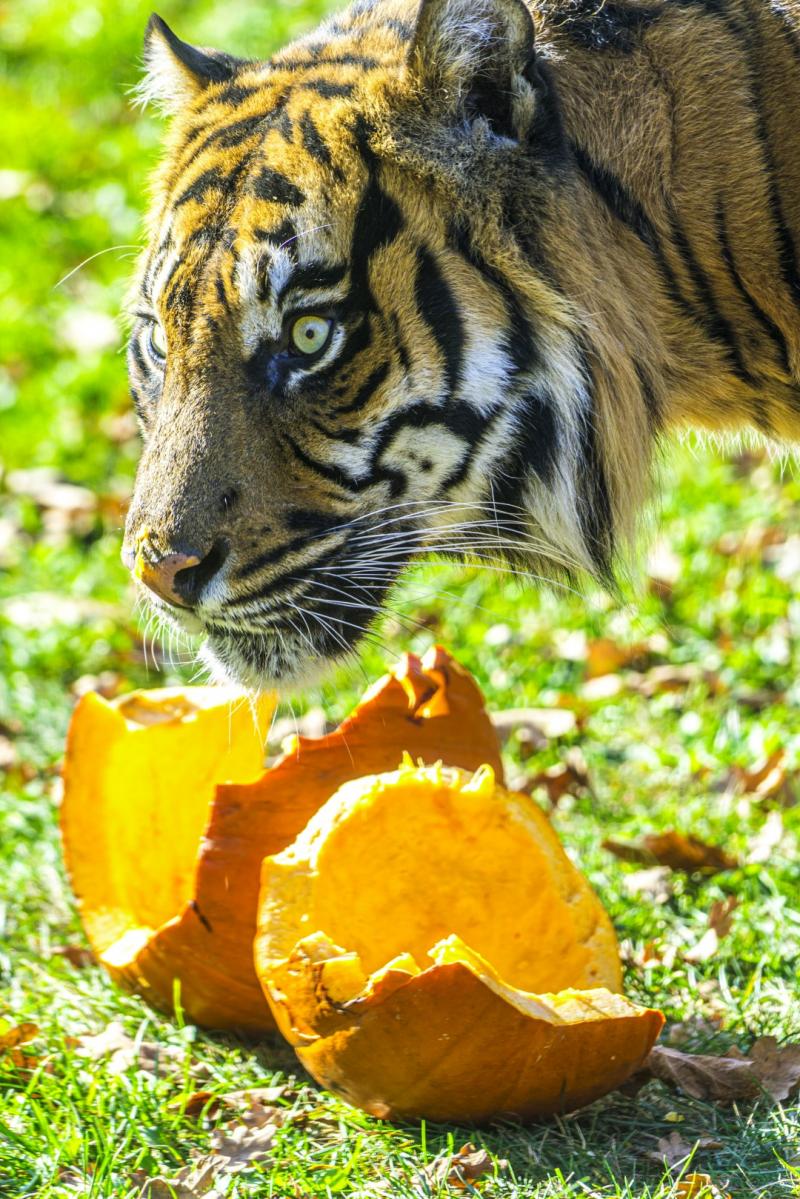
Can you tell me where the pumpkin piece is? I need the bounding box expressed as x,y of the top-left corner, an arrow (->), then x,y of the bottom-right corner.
62,647 -> 504,1030
255,762 -> 664,1122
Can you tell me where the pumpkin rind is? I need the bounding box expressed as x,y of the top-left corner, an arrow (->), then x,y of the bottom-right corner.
62,648 -> 504,1030
255,763 -> 664,1122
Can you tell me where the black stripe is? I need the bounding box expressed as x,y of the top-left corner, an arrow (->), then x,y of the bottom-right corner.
352,176 -> 403,262
633,361 -> 661,430
512,391 -> 559,486
296,79 -> 354,99
249,167 -> 305,207
682,0 -> 800,309
389,312 -> 411,374
284,434 -> 362,492
253,219 -> 298,249
440,408 -> 504,492
282,261 -> 347,295
450,223 -> 539,374
667,209 -> 754,383
277,52 -> 380,70
309,417 -> 361,443
300,111 -> 333,166
576,361 -> 614,579
573,143 -> 750,381
235,530 -> 338,581
214,275 -> 230,312
174,167 -> 226,208
231,540 -> 347,600
415,248 -> 464,394
284,508 -> 339,534
200,83 -> 259,108
334,361 -> 390,414
715,193 -> 792,377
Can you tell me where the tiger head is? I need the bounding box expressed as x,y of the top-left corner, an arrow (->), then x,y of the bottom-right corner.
123,0 -> 649,688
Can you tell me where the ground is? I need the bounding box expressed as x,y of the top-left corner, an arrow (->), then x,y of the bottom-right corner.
1,1 -> 799,1196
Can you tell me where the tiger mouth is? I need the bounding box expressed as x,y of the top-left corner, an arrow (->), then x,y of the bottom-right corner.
195,560 -> 401,688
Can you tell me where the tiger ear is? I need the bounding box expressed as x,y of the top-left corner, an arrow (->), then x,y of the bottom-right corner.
408,0 -> 537,140
138,13 -> 244,114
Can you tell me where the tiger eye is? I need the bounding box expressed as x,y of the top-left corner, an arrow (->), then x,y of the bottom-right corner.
290,314 -> 332,355
148,320 -> 168,360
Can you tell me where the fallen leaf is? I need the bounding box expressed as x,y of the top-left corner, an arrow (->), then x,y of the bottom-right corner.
648,538 -> 682,600
0,735 -> 17,772
622,867 -> 673,902
684,897 -> 739,964
603,831 -> 737,875
715,524 -> 785,558
644,1045 -> 759,1101
0,1021 -> 41,1071
51,944 -> 96,969
729,751 -> 795,804
636,665 -> 723,698
586,637 -> 652,679
0,1021 -> 39,1051
491,707 -> 576,743
75,1021 -> 184,1077
746,810 -> 785,864
741,1036 -> 800,1102
641,1040 -> 800,1103
647,1131 -> 722,1169
425,1143 -> 506,1190
675,1174 -> 731,1199
520,756 -> 592,806
136,1122 -> 279,1198
581,673 -> 626,702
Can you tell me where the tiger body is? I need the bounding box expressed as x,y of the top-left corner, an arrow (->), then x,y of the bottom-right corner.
124,0 -> 800,686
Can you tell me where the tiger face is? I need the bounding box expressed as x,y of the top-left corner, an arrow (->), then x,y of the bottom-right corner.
123,0 -> 637,688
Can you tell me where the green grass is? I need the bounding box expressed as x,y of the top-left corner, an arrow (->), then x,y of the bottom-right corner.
1,2 -> 799,1195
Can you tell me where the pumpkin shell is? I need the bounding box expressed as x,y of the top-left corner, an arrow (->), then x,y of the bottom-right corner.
255,763 -> 664,1122
61,648 -> 504,1030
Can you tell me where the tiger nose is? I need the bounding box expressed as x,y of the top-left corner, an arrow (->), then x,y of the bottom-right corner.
125,539 -> 230,608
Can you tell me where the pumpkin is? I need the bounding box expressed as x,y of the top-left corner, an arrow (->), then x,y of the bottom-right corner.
255,761 -> 664,1122
61,648 -> 504,1030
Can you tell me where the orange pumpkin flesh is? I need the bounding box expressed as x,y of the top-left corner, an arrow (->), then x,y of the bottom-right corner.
255,763 -> 664,1122
61,648 -> 504,1030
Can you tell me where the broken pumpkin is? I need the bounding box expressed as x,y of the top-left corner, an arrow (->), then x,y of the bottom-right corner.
255,760 -> 664,1122
61,647 -> 504,1030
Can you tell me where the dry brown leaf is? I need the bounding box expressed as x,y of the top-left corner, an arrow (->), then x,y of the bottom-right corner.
491,707 -> 577,743
730,750 -> 790,799
0,735 -> 17,772
648,539 -> 682,600
581,673 -> 626,702
51,944 -> 96,969
75,1021 -> 184,1077
646,1131 -> 722,1169
603,831 -> 737,875
520,757 -> 592,806
746,810 -> 785,864
741,1036 -> 800,1102
585,637 -> 651,679
684,897 -> 739,964
0,1021 -> 38,1051
622,867 -> 673,902
137,1122 -> 279,1198
675,1174 -> 731,1199
645,1045 -> 760,1101
643,1039 -> 800,1103
636,664 -> 723,698
425,1143 -> 506,1190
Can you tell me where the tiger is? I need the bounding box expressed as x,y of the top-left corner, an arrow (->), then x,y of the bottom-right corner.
123,0 -> 800,689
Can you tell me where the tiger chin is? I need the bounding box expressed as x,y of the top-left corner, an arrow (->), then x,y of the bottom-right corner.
122,0 -> 800,689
